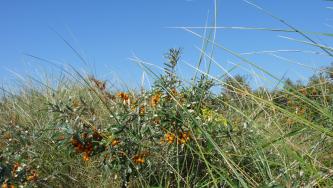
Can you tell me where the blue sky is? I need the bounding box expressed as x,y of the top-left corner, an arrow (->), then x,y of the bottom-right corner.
0,0 -> 332,89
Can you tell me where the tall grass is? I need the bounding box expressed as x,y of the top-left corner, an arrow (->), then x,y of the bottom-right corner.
1,1 -> 333,187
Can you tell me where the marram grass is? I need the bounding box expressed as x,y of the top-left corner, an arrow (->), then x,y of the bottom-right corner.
1,4 -> 333,185
1,48 -> 333,188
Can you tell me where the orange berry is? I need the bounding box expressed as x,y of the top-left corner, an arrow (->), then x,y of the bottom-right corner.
83,153 -> 90,161
132,155 -> 145,165
165,133 -> 175,144
111,139 -> 120,147
178,131 -> 190,144
117,92 -> 130,102
27,170 -> 38,181
150,93 -> 161,107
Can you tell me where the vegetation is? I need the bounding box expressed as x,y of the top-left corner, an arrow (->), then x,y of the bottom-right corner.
1,46 -> 333,187
1,3 -> 333,187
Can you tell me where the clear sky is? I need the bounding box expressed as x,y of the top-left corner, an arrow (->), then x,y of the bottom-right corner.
1,0 -> 332,89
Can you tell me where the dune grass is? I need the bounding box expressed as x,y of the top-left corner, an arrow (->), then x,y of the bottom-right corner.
1,2 -> 333,187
